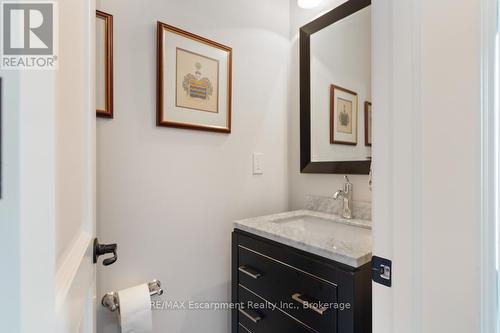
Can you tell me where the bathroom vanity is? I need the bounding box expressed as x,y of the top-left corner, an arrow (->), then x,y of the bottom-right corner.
232,210 -> 372,333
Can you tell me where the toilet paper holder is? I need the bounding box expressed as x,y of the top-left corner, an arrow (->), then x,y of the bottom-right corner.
102,280 -> 164,312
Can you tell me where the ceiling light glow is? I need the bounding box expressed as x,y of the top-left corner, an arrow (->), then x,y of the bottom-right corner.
297,0 -> 324,9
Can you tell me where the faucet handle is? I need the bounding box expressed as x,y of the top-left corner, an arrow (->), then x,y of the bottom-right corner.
343,175 -> 353,193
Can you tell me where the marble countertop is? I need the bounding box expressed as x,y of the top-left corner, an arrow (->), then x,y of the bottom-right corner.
234,210 -> 372,268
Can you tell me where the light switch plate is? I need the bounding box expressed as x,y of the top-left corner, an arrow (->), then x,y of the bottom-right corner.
253,153 -> 264,175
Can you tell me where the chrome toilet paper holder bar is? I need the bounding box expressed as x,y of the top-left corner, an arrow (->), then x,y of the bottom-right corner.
102,280 -> 164,312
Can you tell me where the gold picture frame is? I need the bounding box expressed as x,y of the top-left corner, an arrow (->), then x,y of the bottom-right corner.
96,10 -> 113,118
157,22 -> 232,133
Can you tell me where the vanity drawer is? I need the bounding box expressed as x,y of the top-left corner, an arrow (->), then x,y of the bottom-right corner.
238,285 -> 314,333
238,245 -> 337,333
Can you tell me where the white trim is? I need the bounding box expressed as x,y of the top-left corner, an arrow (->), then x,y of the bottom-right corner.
410,0 -> 423,331
372,0 -> 425,331
481,0 -> 498,331
372,1 -> 394,330
55,230 -> 92,310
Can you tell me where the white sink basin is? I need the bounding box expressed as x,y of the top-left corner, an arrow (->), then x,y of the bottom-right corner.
234,210 -> 372,267
272,214 -> 369,238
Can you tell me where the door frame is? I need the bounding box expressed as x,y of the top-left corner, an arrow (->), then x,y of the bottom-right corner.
372,0 -> 424,331
480,0 -> 498,331
374,0 -> 498,332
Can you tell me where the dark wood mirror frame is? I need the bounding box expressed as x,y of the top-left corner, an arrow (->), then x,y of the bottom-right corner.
300,0 -> 371,174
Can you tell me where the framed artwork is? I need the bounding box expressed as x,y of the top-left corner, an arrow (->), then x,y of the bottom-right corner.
157,21 -> 232,133
96,10 -> 113,118
364,101 -> 372,146
330,84 -> 358,145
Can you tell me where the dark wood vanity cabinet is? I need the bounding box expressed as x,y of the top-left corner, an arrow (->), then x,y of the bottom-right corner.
232,229 -> 372,333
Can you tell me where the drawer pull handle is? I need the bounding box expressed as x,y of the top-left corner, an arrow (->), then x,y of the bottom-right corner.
239,308 -> 262,323
238,265 -> 262,279
292,293 -> 328,316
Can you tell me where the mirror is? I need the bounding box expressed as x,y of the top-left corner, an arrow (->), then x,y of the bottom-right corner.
300,0 -> 371,174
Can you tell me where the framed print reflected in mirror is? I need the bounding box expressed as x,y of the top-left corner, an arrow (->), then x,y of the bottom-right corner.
365,101 -> 372,146
330,84 -> 358,146
96,10 -> 113,118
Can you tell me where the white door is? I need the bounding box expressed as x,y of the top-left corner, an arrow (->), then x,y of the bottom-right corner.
372,0 -> 490,332
0,0 -> 98,332
55,0 -> 97,331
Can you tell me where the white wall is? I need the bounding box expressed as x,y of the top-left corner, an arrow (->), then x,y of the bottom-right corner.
0,72 -> 21,333
311,6 -> 372,162
95,0 -> 290,332
372,0 -> 482,332
289,0 -> 372,210
419,0 -> 481,329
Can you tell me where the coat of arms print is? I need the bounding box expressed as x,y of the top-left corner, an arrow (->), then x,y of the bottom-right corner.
176,48 -> 219,113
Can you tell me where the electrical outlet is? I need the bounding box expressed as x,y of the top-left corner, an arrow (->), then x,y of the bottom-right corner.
253,153 -> 264,175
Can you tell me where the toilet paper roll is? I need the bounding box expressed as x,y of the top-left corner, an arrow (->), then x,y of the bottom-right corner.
118,284 -> 153,333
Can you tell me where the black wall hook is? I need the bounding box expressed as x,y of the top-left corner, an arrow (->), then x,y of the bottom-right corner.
93,238 -> 118,266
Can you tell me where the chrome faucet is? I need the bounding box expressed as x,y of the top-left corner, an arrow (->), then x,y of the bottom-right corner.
333,176 -> 353,219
